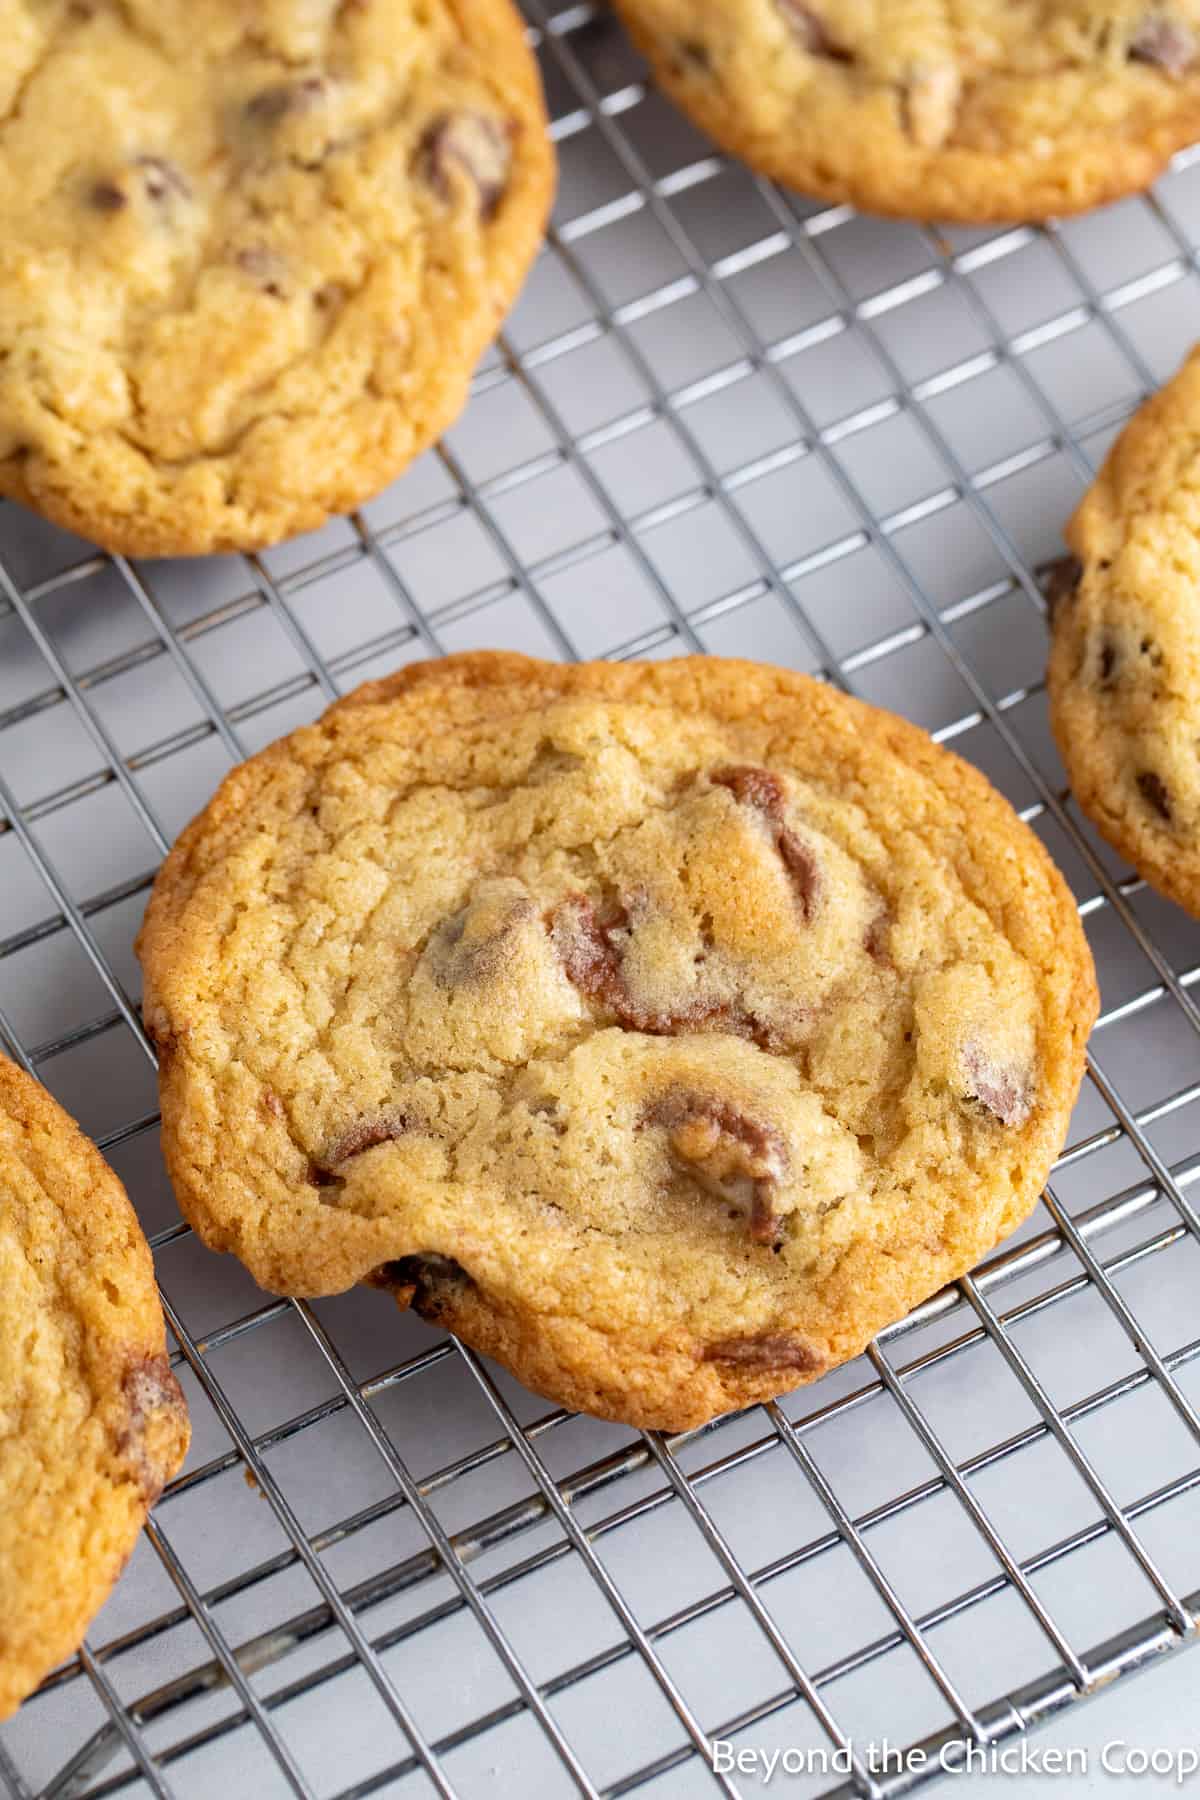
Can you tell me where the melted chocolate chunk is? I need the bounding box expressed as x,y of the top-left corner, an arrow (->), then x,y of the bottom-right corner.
310,1114 -> 409,1185
962,1043 -> 1033,1127
778,828 -> 822,925
1129,15 -> 1196,72
711,764 -> 824,921
643,1089 -> 788,1245
712,763 -> 785,819
776,0 -> 853,60
701,1333 -> 824,1372
1137,770 -> 1172,821
1041,555 -> 1082,625
119,1353 -> 188,1501
417,112 -> 512,219
88,179 -> 128,212
550,894 -> 779,1045
425,887 -> 535,989
371,1252 -> 473,1319
551,892 -> 628,1013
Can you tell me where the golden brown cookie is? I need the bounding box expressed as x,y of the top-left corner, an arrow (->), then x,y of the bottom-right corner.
138,652 -> 1097,1431
0,0 -> 554,556
612,0 -> 1200,223
1047,347 -> 1200,917
0,1055 -> 189,1721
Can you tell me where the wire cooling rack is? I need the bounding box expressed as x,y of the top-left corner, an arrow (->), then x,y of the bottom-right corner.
4,4 -> 1200,1795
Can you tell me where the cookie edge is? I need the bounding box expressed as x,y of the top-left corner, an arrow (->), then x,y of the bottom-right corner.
1047,346 -> 1200,919
0,1056 -> 190,1721
612,0 -> 1200,224
0,0 -> 556,558
139,650 -> 1097,1428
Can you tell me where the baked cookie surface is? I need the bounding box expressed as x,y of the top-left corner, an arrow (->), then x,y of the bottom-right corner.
0,0 -> 553,556
1048,347 -> 1200,917
0,1056 -> 189,1720
139,652 -> 1096,1430
612,0 -> 1200,222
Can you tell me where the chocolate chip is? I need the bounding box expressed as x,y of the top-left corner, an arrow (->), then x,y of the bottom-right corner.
551,892 -> 629,1015
246,75 -> 329,124
1098,639 -> 1119,685
711,764 -> 823,922
1130,15 -> 1196,72
1137,770 -> 1172,820
371,1252 -> 473,1320
88,158 -> 190,213
88,179 -> 128,212
776,0 -> 852,60
417,112 -> 512,219
962,1043 -> 1033,1127
676,38 -> 713,71
119,1353 -> 188,1501
865,907 -> 892,964
777,829 -> 822,925
711,764 -> 786,819
310,1114 -> 409,1186
701,1333 -> 823,1372
1042,555 -> 1082,625
424,885 -> 536,989
642,1089 -> 788,1245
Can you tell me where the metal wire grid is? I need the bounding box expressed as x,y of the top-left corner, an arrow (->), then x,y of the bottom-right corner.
2,3 -> 1200,1795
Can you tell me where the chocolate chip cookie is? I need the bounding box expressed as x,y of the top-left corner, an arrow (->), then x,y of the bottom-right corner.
612,0 -> 1200,222
1047,346 -> 1200,917
138,652 -> 1096,1430
0,1 -> 553,556
0,1055 -> 189,1720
